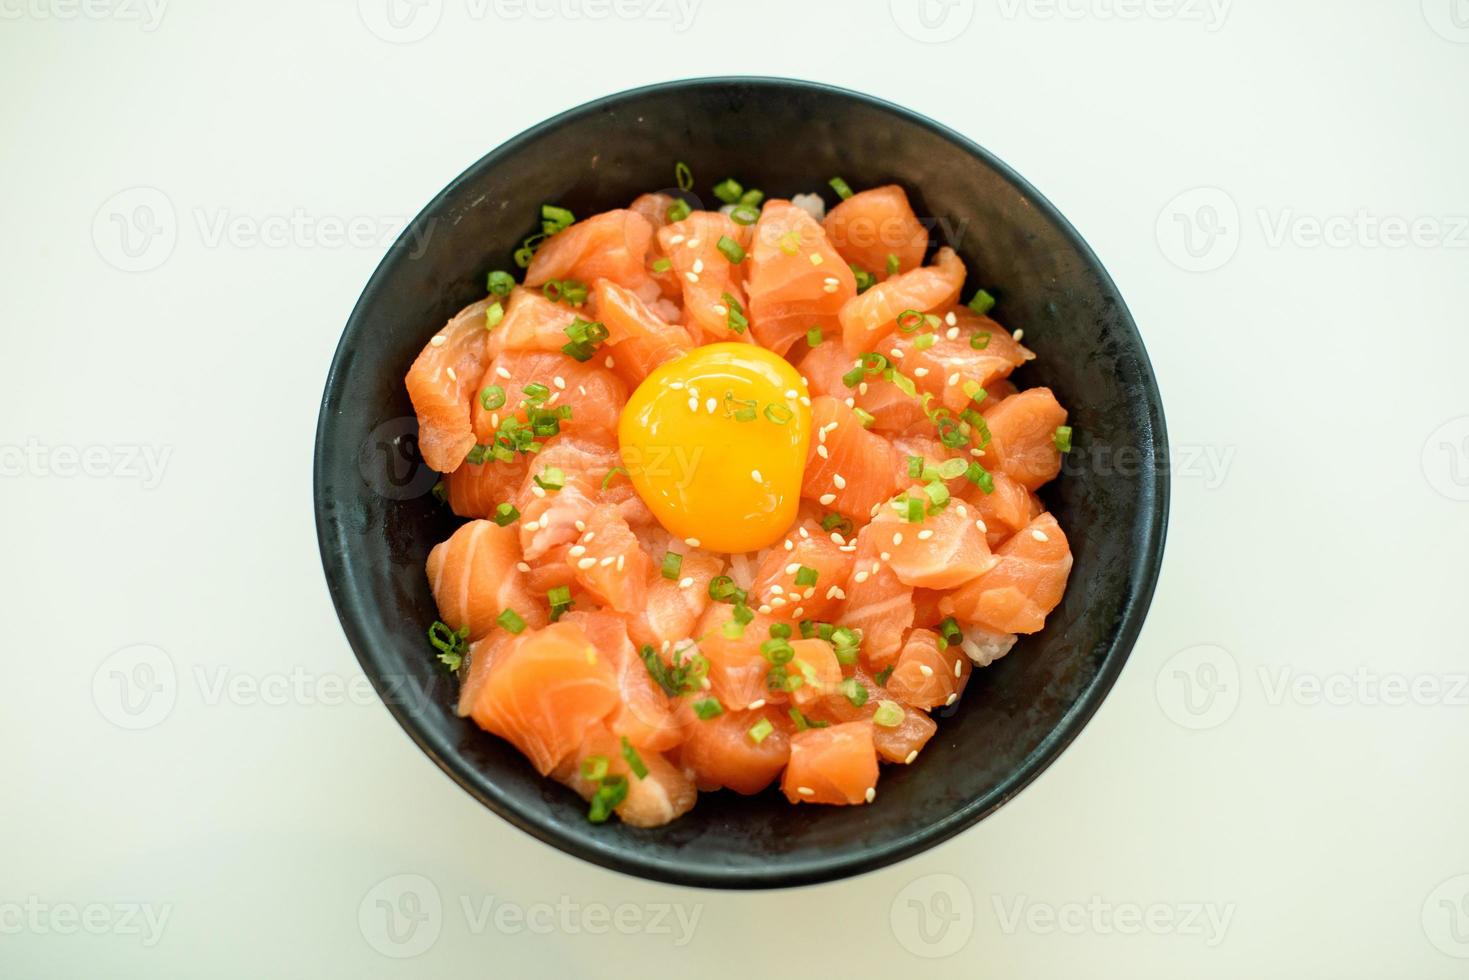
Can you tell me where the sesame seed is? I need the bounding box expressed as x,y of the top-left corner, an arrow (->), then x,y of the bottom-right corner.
531,485 -> 546,498
580,531 -> 594,543
800,396 -> 811,406
919,664 -> 934,677
1032,529 -> 1049,542
889,347 -> 904,359
833,474 -> 847,489
839,544 -> 857,553
685,271 -> 699,283
524,520 -> 540,532
826,585 -> 846,600
798,527 -> 810,539
914,367 -> 929,377
893,532 -> 903,545
771,584 -> 785,596
954,661 -> 964,678
574,520 -> 586,532
706,397 -> 717,413
429,334 -> 447,347
785,562 -> 801,575
692,258 -> 704,274
758,604 -> 773,614
917,529 -> 934,541
616,554 -> 624,571
685,537 -> 701,548
844,397 -> 855,408
809,253 -> 823,266
858,382 -> 868,395
552,376 -> 565,390
687,237 -> 701,248
669,234 -> 685,245
495,366 -> 511,379
904,750 -> 918,764
797,786 -> 814,796
784,539 -> 795,551
817,445 -> 829,459
879,551 -> 891,562
711,304 -> 728,315
749,699 -> 766,710
854,571 -> 870,584
670,381 -> 684,390
945,693 -> 958,706
870,561 -> 880,575
865,787 -> 876,803
576,557 -> 596,570
578,385 -> 587,396
976,519 -> 988,532
784,388 -> 798,399
604,356 -> 615,369
751,469 -> 764,483
792,606 -> 805,617
822,277 -> 839,293
945,311 -> 957,326
516,562 -> 531,573
679,576 -> 694,588
946,327 -> 960,340
1013,329 -> 1024,341
687,397 -> 699,412
445,366 -> 457,382
830,532 -> 845,545
490,413 -> 500,428
569,545 -> 587,557
819,493 -> 836,505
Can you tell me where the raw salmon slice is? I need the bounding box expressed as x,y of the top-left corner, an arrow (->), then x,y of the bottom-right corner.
876,308 -> 1034,414
656,211 -> 752,343
835,519 -> 916,669
823,184 -> 928,280
981,387 -> 1068,490
786,638 -> 842,710
839,246 -> 965,356
626,535 -> 725,651
746,199 -> 856,355
555,723 -> 697,827
567,505 -> 650,615
781,721 -> 878,805
678,704 -> 791,794
513,436 -> 620,561
455,628 -> 515,718
426,519 -> 544,640
471,348 -> 626,447
562,610 -> 689,752
485,286 -> 584,357
589,278 -> 696,389
886,628 -> 969,710
802,396 -> 902,520
798,338 -> 926,434
525,209 -> 654,292
696,602 -> 786,711
942,512 -> 1072,634
444,453 -> 530,520
958,469 -> 1041,549
751,519 -> 855,621
470,620 -> 620,775
805,666 -> 938,765
406,298 -> 494,473
869,488 -> 997,590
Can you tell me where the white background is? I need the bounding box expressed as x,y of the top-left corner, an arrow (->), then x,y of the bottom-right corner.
2,0 -> 1467,976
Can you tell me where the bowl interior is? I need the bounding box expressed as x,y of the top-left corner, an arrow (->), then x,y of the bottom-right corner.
315,78 -> 1167,888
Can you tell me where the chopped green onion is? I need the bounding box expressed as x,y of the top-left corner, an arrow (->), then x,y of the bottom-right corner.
830,626 -> 861,666
788,706 -> 810,731
561,316 -> 610,362
620,736 -> 648,779
937,416 -> 968,450
522,382 -> 550,405
1053,426 -> 1073,453
533,466 -> 564,491
740,189 -> 764,208
903,497 -> 925,523
851,265 -> 876,293
486,270 -> 515,296
541,278 -> 587,306
887,370 -> 917,397
747,718 -> 775,744
712,177 -> 743,204
717,235 -> 746,264
601,467 -> 626,490
806,327 -> 823,347
886,253 -> 899,277
970,331 -> 992,350
965,462 -> 995,494
829,176 -> 854,200
873,700 -> 904,727
936,457 -> 968,480
427,620 -> 470,670
760,638 -> 794,665
962,380 -> 987,403
794,565 -> 818,588
547,585 -> 573,621
666,198 -> 691,223
661,552 -> 683,581
860,352 -> 890,373
496,608 -> 526,634
913,332 -> 935,350
967,289 -> 996,315
820,513 -> 853,536
692,697 -> 724,720
430,480 -> 447,505
853,407 -> 875,427
652,257 -> 672,274
939,616 -> 963,647
640,643 -> 708,697
770,622 -> 792,640
907,456 -> 924,479
875,665 -> 895,686
777,230 -> 801,255
764,403 -> 793,425
708,576 -> 744,603
492,502 -> 520,526
480,385 -> 506,411
925,480 -> 950,509
587,774 -> 627,823
484,302 -> 505,329
839,677 -> 868,707
730,204 -> 759,225
896,309 -> 925,333
674,161 -> 694,191
541,204 -> 575,232
841,365 -> 866,388
581,754 -> 609,782
721,292 -> 748,334
465,444 -> 490,465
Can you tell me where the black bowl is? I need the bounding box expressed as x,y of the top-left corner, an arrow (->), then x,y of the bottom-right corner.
314,77 -> 1168,889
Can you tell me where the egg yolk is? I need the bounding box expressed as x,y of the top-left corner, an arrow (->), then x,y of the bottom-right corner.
618,343 -> 812,554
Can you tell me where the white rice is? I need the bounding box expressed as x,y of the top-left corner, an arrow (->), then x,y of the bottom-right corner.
790,192 -> 826,222
960,626 -> 1018,667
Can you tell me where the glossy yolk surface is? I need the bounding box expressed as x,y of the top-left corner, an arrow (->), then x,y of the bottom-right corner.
618,343 -> 812,553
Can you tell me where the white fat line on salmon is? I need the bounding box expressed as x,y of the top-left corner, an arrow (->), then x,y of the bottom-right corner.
990,895 -> 1236,946
459,895 -> 703,945
467,0 -> 702,32
0,440 -> 172,490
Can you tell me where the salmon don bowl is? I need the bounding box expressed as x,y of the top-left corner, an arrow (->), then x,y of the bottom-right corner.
314,78 -> 1168,888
